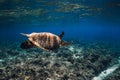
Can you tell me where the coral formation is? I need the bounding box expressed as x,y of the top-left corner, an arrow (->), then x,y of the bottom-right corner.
0,41 -> 119,80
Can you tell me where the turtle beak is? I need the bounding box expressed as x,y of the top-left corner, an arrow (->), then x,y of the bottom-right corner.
60,41 -> 71,46
20,40 -> 35,49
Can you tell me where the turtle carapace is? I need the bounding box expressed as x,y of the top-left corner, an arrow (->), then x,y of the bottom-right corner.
20,32 -> 70,51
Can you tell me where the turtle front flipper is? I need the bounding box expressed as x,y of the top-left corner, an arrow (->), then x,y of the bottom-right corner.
20,40 -> 36,49
59,31 -> 64,39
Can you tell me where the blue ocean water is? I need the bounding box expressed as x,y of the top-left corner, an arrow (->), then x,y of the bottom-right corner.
0,0 -> 120,79
0,0 -> 120,43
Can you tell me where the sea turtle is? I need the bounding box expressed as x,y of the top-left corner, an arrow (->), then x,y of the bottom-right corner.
20,32 -> 70,51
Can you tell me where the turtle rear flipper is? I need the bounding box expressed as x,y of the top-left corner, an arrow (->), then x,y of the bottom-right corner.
20,40 -> 36,49
20,33 -> 32,37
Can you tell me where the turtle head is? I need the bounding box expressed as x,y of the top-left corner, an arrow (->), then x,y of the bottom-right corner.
20,40 -> 35,49
60,41 -> 71,46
